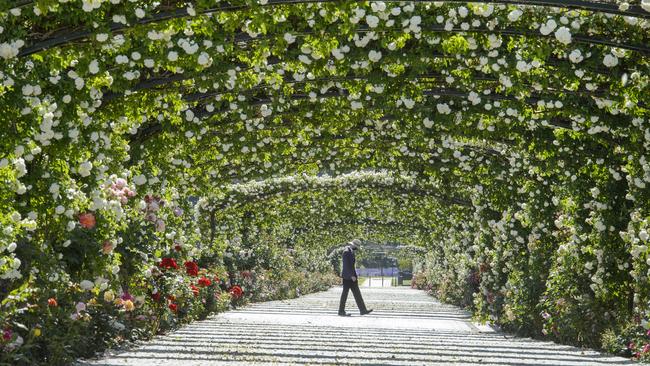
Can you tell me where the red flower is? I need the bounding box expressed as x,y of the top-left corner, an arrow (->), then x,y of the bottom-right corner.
2,329 -> 12,341
159,258 -> 178,270
151,292 -> 161,302
229,285 -> 243,299
47,298 -> 58,307
198,277 -> 212,287
168,303 -> 177,312
78,212 -> 96,229
184,261 -> 199,277
174,244 -> 182,252
190,284 -> 199,297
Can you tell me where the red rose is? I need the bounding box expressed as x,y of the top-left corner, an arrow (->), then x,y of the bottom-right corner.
151,292 -> 161,302
78,213 -> 96,229
229,285 -> 243,299
159,258 -> 178,270
198,277 -> 212,287
168,303 -> 177,312
3,329 -> 12,341
184,261 -> 199,277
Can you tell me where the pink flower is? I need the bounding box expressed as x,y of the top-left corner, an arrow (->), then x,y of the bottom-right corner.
75,302 -> 86,312
102,241 -> 114,254
642,344 -> 650,354
2,328 -> 12,341
78,213 -> 96,229
155,219 -> 165,232
114,178 -> 127,189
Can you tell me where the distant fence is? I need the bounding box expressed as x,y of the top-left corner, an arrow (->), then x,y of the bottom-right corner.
357,267 -> 399,276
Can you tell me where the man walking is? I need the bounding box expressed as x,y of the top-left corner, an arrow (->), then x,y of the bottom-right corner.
338,239 -> 373,316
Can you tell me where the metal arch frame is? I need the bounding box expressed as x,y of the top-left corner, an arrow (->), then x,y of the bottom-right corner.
180,73 -> 617,105
16,2 -> 650,57
7,0 -> 650,18
126,87 -> 619,167
188,87 -> 589,121
101,45 -> 617,104
290,217 -> 438,235
185,137 -> 511,187
209,181 -> 472,212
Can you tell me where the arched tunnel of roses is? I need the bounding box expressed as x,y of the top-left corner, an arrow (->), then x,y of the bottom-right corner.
1,0 -> 650,364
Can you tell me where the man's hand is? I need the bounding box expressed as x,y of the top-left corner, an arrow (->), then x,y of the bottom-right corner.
351,276 -> 357,282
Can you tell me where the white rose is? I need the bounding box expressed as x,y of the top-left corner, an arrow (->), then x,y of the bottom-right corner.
508,9 -> 523,21
78,161 -> 92,177
603,54 -> 618,67
436,103 -> 451,114
366,15 -> 379,28
133,174 -> 147,185
283,33 -> 296,44
49,183 -> 60,196
80,280 -> 95,291
368,50 -> 382,62
569,49 -> 583,63
540,19 -> 557,35
14,158 -> 27,177
554,27 -> 572,44
88,60 -> 100,74
197,52 -> 211,66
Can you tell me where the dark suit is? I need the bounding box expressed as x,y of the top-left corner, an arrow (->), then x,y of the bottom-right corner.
338,246 -> 368,314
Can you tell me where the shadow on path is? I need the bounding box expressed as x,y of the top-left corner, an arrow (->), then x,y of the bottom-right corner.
78,287 -> 635,366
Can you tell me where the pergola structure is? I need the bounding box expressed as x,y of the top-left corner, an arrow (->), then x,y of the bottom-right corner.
0,0 -> 649,363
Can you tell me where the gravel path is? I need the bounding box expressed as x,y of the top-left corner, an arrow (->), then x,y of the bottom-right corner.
79,287 -> 635,365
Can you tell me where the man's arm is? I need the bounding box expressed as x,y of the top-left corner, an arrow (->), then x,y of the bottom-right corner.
342,250 -> 356,280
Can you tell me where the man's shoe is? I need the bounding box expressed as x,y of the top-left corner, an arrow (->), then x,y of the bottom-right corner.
338,312 -> 351,316
360,309 -> 373,315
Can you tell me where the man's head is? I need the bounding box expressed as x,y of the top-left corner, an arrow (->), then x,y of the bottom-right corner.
348,239 -> 361,251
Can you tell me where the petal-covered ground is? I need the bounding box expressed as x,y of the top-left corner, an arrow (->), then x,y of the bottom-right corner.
79,287 -> 634,365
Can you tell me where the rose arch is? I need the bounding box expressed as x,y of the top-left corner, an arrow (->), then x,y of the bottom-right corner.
1,0 -> 650,363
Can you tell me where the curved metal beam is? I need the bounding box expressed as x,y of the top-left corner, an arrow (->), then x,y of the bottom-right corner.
17,3 -> 650,57
7,0 -> 650,18
211,182 -> 471,211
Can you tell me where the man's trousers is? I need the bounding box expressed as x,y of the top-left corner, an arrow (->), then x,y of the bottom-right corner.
338,279 -> 368,314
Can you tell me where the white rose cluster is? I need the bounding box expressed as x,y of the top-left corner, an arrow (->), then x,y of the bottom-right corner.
82,0 -> 104,13
0,39 -> 25,60
437,103 -> 451,114
554,27 -> 572,44
603,54 -> 619,67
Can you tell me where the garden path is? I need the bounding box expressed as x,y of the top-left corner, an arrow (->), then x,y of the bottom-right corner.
80,287 -> 635,365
